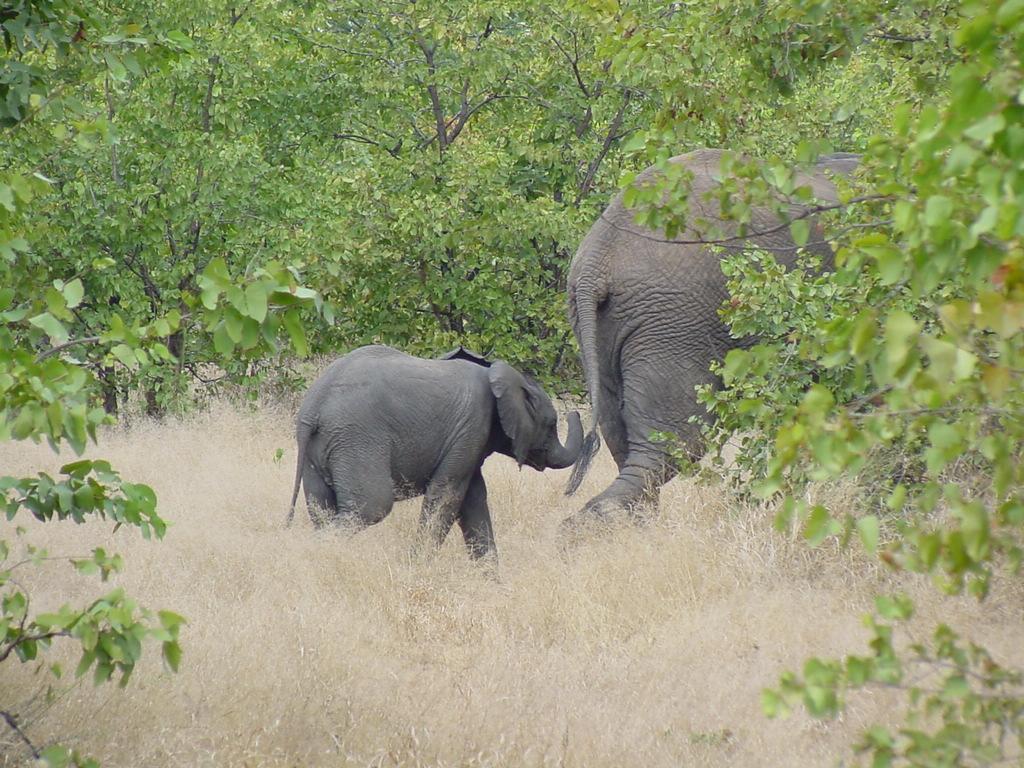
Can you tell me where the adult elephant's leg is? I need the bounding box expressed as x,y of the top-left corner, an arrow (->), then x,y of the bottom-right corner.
593,307 -> 630,468
456,470 -> 496,560
584,340 -> 710,520
596,373 -> 629,468
302,463 -> 336,528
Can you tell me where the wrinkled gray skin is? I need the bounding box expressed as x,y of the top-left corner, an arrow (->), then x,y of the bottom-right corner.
286,345 -> 583,560
565,147 -> 859,529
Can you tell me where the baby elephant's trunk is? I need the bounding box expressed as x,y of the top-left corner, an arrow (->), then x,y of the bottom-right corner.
546,412 -> 584,469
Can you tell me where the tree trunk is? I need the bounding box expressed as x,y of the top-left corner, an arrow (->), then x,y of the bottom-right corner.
99,366 -> 119,416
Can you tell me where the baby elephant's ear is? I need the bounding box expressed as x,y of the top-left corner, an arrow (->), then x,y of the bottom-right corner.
439,346 -> 491,367
488,361 -> 535,466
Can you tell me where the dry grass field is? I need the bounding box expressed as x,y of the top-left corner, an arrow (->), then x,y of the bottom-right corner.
2,403 -> 1022,767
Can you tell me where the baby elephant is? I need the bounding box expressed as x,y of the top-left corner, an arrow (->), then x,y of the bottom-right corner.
286,345 -> 583,560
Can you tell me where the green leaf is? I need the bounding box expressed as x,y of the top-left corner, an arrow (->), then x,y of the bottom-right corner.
883,311 -> 920,375
924,196 -> 953,227
244,283 -> 268,323
281,309 -> 307,356
39,745 -> 72,768
103,51 -> 128,81
158,610 -> 186,631
62,278 -> 84,309
164,29 -> 195,51
162,640 -> 182,672
923,336 -> 977,383
856,516 -> 880,554
964,114 -> 1005,144
875,594 -> 913,620
29,312 -> 70,343
0,183 -> 15,212
212,323 -> 234,356
200,285 -> 220,311
941,675 -> 970,700
865,244 -> 905,285
804,505 -> 840,547
761,688 -> 788,718
789,218 -> 810,247
111,343 -> 136,368
997,0 -> 1024,24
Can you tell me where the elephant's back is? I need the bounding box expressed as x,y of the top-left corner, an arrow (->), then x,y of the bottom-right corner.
299,346 -> 399,415
586,147 -> 842,264
300,345 -> 487,422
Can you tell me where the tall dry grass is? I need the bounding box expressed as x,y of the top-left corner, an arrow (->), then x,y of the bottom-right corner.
1,403 -> 1022,767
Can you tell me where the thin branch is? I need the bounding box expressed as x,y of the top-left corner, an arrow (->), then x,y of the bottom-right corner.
185,363 -> 228,385
868,30 -> 931,43
456,77 -> 471,131
201,57 -> 219,133
229,2 -> 253,26
332,132 -> 403,158
122,247 -> 162,313
443,92 -> 503,147
413,34 -> 448,158
0,631 -> 70,663
189,164 -> 205,205
851,404 -> 1020,420
184,165 -> 205,259
551,35 -> 590,98
575,89 -> 633,206
104,77 -> 122,186
165,219 -> 179,260
187,220 -> 203,258
0,82 -> 71,137
284,28 -> 408,64
599,194 -> 892,245
1,710 -> 40,760
35,336 -> 103,362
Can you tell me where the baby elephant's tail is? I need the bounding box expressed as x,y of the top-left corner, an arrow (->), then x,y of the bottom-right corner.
286,420 -> 315,527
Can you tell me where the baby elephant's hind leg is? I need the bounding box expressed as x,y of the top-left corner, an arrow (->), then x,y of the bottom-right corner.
302,463 -> 336,528
330,461 -> 395,530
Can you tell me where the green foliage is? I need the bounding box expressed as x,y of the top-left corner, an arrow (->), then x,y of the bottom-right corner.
1,1 -> 670,396
769,613 -> 1024,767
1,2 -> 326,762
5,2 -> 333,411
621,0 -> 1024,763
289,0 -> 645,380
1,460 -> 163,535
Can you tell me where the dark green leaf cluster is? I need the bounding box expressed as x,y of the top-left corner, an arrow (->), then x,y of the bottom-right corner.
1,459 -> 163,536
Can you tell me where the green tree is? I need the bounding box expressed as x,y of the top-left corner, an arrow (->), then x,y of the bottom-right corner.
11,1 -> 337,414
280,0 -> 649,379
588,0 -> 1024,763
1,2 -> 324,762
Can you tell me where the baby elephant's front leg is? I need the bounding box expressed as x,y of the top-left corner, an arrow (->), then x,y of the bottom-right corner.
417,476 -> 471,552
457,470 -> 496,562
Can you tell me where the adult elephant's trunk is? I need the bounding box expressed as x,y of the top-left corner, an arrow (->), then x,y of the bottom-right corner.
546,411 -> 584,469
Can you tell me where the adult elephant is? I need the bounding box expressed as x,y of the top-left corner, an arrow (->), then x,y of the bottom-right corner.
564,147 -> 859,528
286,345 -> 583,561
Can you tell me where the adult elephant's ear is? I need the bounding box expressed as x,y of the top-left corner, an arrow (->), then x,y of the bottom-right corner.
488,362 -> 536,466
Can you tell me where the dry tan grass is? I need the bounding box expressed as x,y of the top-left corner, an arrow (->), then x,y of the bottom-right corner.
2,403 -> 1022,767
